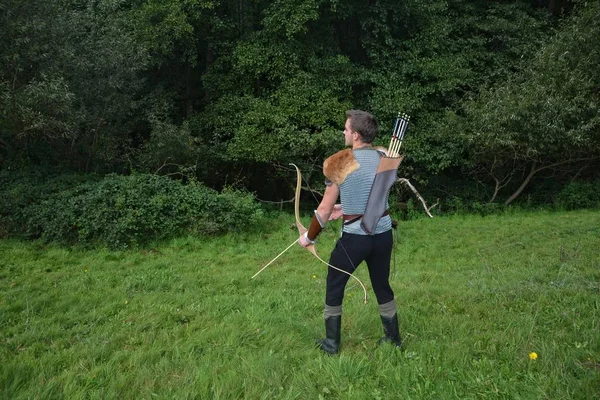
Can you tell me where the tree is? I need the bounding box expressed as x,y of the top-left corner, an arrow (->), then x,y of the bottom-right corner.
0,1 -> 149,171
464,1 -> 600,204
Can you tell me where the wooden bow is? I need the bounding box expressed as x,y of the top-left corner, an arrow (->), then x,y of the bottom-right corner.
251,164 -> 367,303
290,163 -> 367,303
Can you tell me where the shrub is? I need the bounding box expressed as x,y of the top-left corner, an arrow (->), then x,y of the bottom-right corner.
0,168 -> 99,237
555,181 -> 600,210
1,172 -> 263,248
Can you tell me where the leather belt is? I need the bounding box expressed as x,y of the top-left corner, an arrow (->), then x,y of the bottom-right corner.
342,210 -> 389,224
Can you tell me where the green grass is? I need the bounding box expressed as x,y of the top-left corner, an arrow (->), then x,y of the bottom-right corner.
1,209 -> 599,399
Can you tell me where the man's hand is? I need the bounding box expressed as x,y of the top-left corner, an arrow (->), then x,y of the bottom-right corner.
298,233 -> 313,248
328,204 -> 343,221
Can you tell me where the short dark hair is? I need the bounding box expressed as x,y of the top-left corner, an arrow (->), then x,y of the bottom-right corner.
345,110 -> 378,143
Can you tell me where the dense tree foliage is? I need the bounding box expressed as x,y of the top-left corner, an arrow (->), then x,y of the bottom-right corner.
464,1 -> 600,205
1,0 -> 598,208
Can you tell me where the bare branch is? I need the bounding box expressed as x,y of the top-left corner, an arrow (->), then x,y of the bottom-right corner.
489,168 -> 514,203
301,185 -> 324,199
505,157 -> 600,205
397,178 -> 436,218
164,171 -> 186,178
155,159 -> 182,175
533,157 -> 599,174
571,161 -> 593,181
255,197 -> 294,204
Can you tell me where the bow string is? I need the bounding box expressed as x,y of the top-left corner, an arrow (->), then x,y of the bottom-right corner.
290,163 -> 367,304
252,163 -> 368,304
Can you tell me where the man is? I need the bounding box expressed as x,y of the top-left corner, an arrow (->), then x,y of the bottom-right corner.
298,109 -> 402,354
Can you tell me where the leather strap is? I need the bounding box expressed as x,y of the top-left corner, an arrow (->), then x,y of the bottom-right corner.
342,210 -> 389,225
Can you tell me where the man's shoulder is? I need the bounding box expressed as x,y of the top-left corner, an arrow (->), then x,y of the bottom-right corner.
323,149 -> 359,185
373,146 -> 388,156
354,147 -> 386,161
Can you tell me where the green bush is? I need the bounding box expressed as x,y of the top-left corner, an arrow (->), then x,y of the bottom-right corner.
555,181 -> 600,210
1,172 -> 263,247
0,169 -> 99,237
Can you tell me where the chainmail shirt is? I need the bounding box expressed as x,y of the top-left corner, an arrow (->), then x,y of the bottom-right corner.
338,147 -> 392,235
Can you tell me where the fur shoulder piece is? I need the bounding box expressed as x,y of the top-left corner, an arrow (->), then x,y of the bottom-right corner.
323,149 -> 360,185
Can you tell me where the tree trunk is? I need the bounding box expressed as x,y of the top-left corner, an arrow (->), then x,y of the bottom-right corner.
490,177 -> 501,203
504,162 -> 538,205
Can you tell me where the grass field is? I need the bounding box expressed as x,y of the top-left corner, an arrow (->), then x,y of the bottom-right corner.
1,209 -> 599,399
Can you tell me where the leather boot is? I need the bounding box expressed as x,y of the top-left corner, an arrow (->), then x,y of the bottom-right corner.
378,313 -> 402,348
318,315 -> 341,354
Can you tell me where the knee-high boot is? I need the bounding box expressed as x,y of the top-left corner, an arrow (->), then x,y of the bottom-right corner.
318,315 -> 341,354
379,313 -> 402,348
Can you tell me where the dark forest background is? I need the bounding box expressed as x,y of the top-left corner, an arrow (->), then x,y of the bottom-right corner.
1,0 -> 599,245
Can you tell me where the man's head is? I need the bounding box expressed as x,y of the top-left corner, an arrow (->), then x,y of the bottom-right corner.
344,110 -> 378,146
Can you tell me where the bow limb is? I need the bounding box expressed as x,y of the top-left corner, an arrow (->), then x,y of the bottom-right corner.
306,244 -> 367,304
290,163 -> 308,236
289,163 -> 367,304
251,164 -> 305,280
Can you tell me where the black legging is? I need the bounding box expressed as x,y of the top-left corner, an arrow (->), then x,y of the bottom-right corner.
326,230 -> 394,306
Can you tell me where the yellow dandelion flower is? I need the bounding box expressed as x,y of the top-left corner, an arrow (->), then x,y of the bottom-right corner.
529,352 -> 538,360
312,275 -> 317,279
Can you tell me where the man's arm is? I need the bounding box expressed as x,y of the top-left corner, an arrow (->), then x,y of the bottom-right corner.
316,183 -> 339,222
299,183 -> 339,247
